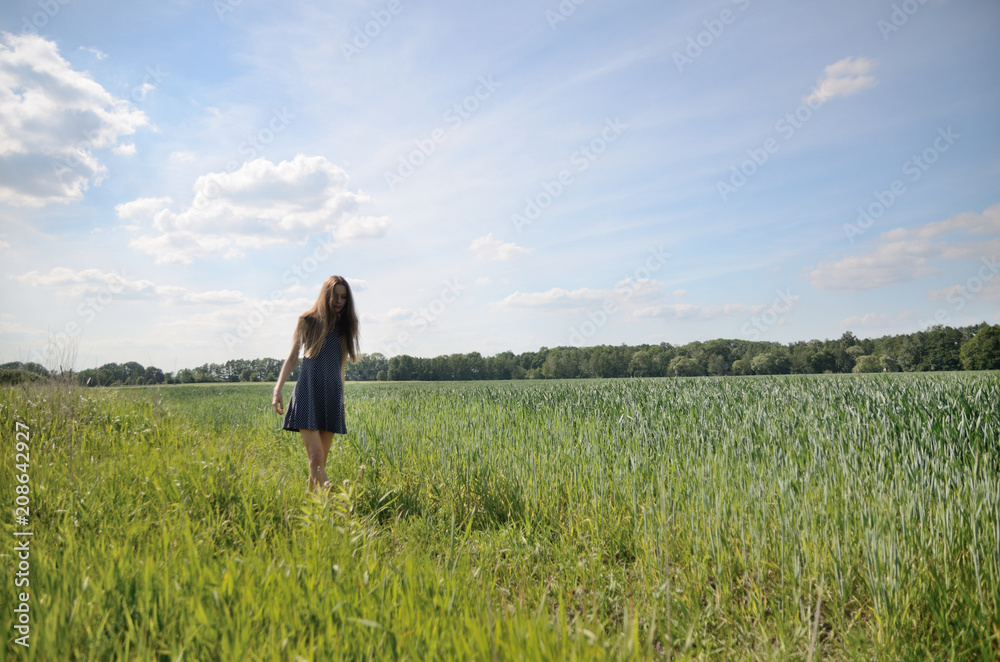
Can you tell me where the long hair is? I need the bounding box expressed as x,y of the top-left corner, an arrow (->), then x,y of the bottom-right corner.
296,275 -> 360,367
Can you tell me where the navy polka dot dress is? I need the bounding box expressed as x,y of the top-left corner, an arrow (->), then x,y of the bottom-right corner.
282,324 -> 347,434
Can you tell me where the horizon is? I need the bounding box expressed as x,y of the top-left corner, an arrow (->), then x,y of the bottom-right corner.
6,319 -> 991,376
2,0 -> 999,372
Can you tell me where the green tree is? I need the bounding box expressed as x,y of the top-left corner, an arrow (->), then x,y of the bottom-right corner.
960,324 -> 1000,370
750,351 -> 790,375
879,355 -> 900,372
853,355 -> 881,373
668,356 -> 703,377
920,326 -> 963,371
731,357 -> 752,376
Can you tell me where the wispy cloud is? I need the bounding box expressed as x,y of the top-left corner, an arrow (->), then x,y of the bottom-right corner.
469,233 -> 531,261
803,56 -> 877,105
79,46 -> 109,60
12,267 -> 247,304
803,203 -> 1000,292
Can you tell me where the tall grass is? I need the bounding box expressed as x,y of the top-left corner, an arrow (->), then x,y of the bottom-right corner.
1,373 -> 997,659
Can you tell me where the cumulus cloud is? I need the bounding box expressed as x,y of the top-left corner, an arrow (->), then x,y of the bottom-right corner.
803,203 -> 1000,291
469,233 -> 530,261
120,154 -> 391,265
0,33 -> 148,206
803,56 -> 877,105
169,151 -> 196,163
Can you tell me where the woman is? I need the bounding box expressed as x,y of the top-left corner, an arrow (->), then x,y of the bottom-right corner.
272,275 -> 360,491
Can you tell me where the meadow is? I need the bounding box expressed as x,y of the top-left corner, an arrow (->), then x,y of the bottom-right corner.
1,373 -> 997,660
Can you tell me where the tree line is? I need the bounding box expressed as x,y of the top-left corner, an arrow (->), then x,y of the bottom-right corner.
1,323 -> 997,387
383,323 -> 1000,380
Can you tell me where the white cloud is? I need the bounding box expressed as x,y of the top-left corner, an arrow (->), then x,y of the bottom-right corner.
803,203 -> 1000,291
113,143 -> 136,156
495,279 -> 666,314
498,286 -> 608,312
927,276 -> 1000,303
0,33 -> 148,206
114,196 -> 173,220
121,154 -> 391,265
12,266 -> 245,304
882,203 -> 1000,241
344,277 -> 369,291
0,313 -> 44,337
803,56 -> 877,106
169,151 -> 196,163
803,243 -> 941,291
362,308 -> 420,324
839,310 -> 916,330
79,46 -> 108,60
633,301 -> 794,320
469,233 -> 530,261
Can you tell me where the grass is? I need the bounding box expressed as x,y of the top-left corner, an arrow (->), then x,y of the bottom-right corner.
1,373 -> 998,660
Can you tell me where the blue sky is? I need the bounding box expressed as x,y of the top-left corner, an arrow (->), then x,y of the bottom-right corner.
1,0 -> 998,372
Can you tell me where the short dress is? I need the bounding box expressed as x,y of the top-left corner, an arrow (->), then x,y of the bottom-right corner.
282,325 -> 347,434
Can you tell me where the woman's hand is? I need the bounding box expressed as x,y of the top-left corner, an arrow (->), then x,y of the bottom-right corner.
272,389 -> 284,414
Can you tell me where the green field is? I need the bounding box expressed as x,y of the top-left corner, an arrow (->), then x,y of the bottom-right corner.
2,374 -> 998,660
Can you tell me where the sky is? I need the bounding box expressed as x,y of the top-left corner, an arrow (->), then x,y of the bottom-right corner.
1,0 -> 998,373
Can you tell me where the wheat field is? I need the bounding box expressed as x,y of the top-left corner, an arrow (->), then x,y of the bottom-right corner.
1,373 -> 997,660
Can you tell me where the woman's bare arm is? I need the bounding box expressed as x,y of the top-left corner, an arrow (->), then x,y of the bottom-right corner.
272,328 -> 301,414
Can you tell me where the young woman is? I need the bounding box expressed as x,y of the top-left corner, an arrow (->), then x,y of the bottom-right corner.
272,275 -> 360,491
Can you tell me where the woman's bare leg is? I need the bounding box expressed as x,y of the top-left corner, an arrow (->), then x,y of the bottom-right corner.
299,429 -> 329,491
320,430 -> 334,468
